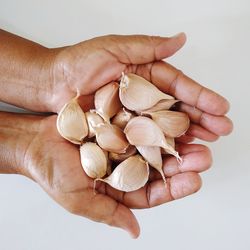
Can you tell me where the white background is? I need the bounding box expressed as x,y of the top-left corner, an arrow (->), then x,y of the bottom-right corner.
0,0 -> 249,249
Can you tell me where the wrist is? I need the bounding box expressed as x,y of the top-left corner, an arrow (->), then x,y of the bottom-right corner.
0,29 -> 60,112
0,112 -> 42,177
49,46 -> 77,113
33,47 -> 60,112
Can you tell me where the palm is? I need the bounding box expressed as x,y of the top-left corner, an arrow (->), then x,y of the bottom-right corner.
24,115 -> 212,238
26,116 -> 91,205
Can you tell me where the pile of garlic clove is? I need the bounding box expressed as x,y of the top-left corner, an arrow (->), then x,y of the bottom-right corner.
56,73 -> 190,192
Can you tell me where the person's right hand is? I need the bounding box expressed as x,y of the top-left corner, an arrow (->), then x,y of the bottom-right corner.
49,33 -> 233,142
0,30 -> 233,142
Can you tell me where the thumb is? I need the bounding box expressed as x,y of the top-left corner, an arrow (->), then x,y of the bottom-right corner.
84,193 -> 140,238
98,32 -> 186,65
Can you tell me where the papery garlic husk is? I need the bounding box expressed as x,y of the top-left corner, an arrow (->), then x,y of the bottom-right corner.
136,145 -> 166,183
109,145 -> 137,163
140,99 -> 179,114
119,73 -> 174,112
97,155 -> 149,192
161,137 -> 175,154
85,111 -> 104,138
57,97 -> 88,144
95,123 -> 129,153
112,108 -> 135,130
80,142 -> 107,178
94,82 -> 122,122
146,110 -> 190,138
124,116 -> 181,162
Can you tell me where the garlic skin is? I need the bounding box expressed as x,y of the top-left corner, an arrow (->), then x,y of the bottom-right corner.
85,111 -> 104,138
57,97 -> 88,144
97,155 -> 149,192
124,116 -> 181,161
119,73 -> 174,112
112,108 -> 135,130
136,145 -> 166,183
140,99 -> 179,114
80,142 -> 107,178
148,110 -> 190,138
94,82 -> 122,122
109,145 -> 137,163
165,137 -> 175,148
95,123 -> 129,153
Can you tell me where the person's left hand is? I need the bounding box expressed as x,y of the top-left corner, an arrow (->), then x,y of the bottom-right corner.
20,114 -> 212,238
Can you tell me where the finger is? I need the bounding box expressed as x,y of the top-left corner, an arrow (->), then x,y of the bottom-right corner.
179,103 -> 233,136
103,145 -> 208,208
176,142 -> 210,154
73,191 -> 140,238
175,134 -> 195,143
98,33 -> 186,64
135,61 -> 230,115
149,143 -> 212,180
121,172 -> 201,208
164,143 -> 212,176
186,124 -> 219,141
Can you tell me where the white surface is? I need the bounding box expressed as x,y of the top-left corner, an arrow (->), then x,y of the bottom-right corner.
0,0 -> 249,249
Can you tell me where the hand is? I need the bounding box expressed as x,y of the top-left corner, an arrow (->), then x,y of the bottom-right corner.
14,114 -> 211,238
0,30 -> 233,140
51,33 -> 233,141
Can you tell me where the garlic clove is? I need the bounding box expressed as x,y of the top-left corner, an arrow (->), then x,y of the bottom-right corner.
80,142 -> 107,178
161,137 -> 175,154
124,116 -> 165,146
124,116 -> 181,161
56,97 -> 88,144
94,82 -> 122,122
119,73 -> 174,112
112,108 -> 135,130
136,145 -> 166,183
95,123 -> 129,154
147,110 -> 190,138
140,99 -> 179,114
109,145 -> 137,163
85,111 -> 104,138
97,155 -> 149,192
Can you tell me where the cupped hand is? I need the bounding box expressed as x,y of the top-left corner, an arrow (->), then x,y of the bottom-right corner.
23,115 -> 212,238
0,32 -> 233,238
50,33 -> 233,142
